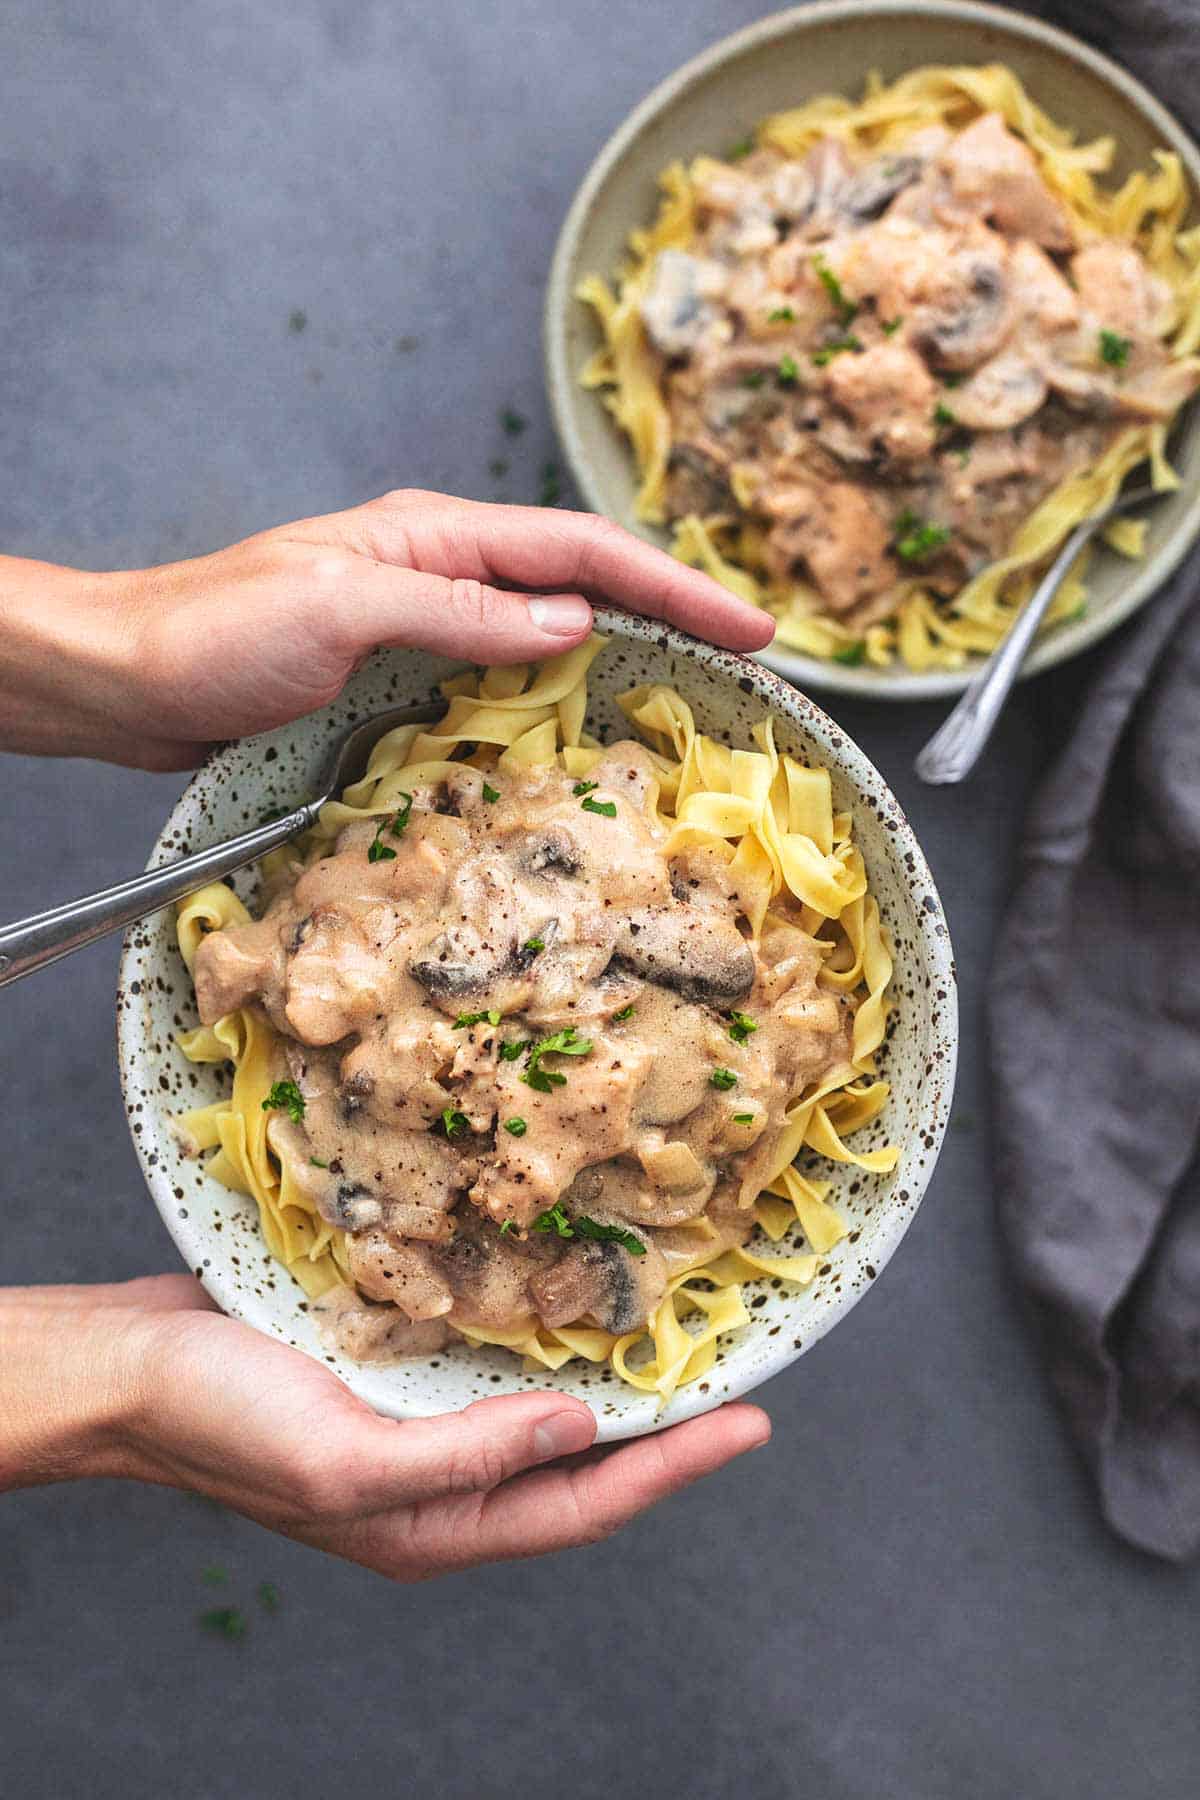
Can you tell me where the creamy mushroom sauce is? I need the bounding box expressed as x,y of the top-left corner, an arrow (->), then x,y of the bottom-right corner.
644,112 -> 1198,628
192,746 -> 855,1362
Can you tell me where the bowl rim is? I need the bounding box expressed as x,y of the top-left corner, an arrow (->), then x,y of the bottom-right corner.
544,0 -> 1200,702
117,610 -> 958,1438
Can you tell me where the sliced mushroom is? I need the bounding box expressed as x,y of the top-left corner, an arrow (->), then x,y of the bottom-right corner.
640,249 -> 728,357
318,1179 -> 384,1233
566,1158 -> 708,1228
609,906 -> 755,1005
520,829 -> 582,878
938,112 -> 1074,251
666,443 -> 733,515
913,250 -> 1012,371
840,153 -> 924,222
950,350 -> 1049,430
409,926 -> 497,998
530,1235 -> 668,1335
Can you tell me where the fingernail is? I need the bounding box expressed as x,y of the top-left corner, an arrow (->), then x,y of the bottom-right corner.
528,595 -> 592,637
533,1408 -> 595,1460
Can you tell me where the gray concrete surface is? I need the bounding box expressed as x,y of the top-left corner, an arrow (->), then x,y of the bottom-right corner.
1,5 -> 1197,1797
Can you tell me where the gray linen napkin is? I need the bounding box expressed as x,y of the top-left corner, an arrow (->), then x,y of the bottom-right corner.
988,0 -> 1200,1562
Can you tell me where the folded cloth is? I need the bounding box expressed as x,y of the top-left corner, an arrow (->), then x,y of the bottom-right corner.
988,0 -> 1200,1563
990,560 -> 1200,1560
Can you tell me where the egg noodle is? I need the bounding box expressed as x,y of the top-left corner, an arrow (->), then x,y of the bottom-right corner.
578,64 -> 1200,671
174,638 -> 897,1401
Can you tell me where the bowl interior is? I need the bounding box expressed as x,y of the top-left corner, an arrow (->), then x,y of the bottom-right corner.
117,615 -> 956,1442
546,0 -> 1200,701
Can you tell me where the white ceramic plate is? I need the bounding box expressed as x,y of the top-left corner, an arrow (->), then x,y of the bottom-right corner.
117,612 -> 957,1441
544,0 -> 1200,701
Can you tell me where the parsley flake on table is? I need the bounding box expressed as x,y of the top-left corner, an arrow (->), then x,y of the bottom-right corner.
262,1080 -> 305,1123
501,407 -> 527,436
199,1607 -> 247,1641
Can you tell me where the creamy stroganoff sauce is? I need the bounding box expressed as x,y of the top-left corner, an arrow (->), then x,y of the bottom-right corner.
192,746 -> 855,1362
642,112 -> 1197,628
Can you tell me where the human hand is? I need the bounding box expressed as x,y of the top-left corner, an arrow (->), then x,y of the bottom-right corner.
0,1276 -> 770,1580
1,489 -> 774,769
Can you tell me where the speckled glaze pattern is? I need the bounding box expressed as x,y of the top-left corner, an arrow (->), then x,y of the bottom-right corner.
543,0 -> 1200,703
116,611 -> 957,1442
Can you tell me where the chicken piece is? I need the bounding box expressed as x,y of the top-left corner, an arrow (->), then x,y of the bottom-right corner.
938,112 -> 1075,250
1009,239 -> 1080,332
1071,241 -> 1176,338
564,1157 -> 709,1228
347,1232 -> 454,1320
193,921 -> 281,1023
824,343 -> 938,460
760,480 -> 897,616
283,912 -> 391,1045
312,1285 -> 455,1362
950,349 -> 1049,430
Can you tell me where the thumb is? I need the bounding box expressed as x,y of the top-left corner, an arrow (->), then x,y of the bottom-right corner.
333,562 -> 594,665
324,1389 -> 598,1518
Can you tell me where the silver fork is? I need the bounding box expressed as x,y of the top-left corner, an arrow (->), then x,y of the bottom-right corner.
914,484 -> 1162,786
0,701 -> 443,989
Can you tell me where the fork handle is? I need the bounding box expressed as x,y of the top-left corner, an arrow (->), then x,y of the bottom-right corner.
0,805 -> 314,989
914,517 -> 1095,786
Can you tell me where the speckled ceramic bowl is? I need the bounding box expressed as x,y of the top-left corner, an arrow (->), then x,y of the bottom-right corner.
544,0 -> 1200,701
117,612 -> 956,1441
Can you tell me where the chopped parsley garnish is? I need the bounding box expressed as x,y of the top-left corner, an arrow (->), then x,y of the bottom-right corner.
933,402 -> 957,427
710,1068 -> 738,1090
572,780 -> 598,797
1064,601 -> 1088,623
539,460 -> 561,507
531,1203 -> 646,1255
288,309 -> 307,335
499,1219 -> 517,1236
613,1004 -> 636,1021
581,796 -> 617,818
454,1009 -> 502,1029
728,1010 -> 759,1043
482,781 -> 500,803
881,316 -> 904,336
503,1117 -> 528,1137
309,1156 -> 329,1169
742,370 -> 767,389
258,1583 -> 281,1614
895,509 -> 952,563
732,1112 -> 755,1125
1099,328 -> 1132,367
777,353 -> 800,386
832,641 -> 866,666
811,335 -> 863,366
366,793 -> 413,862
813,256 -> 857,325
498,1039 -> 530,1062
956,445 -> 972,467
522,937 -> 545,955
262,1080 -> 305,1124
727,135 -> 755,160
199,1607 -> 246,1641
521,1026 -> 594,1092
438,1107 -> 470,1137
501,407 -> 527,436
942,372 -> 965,389
768,306 -> 796,323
